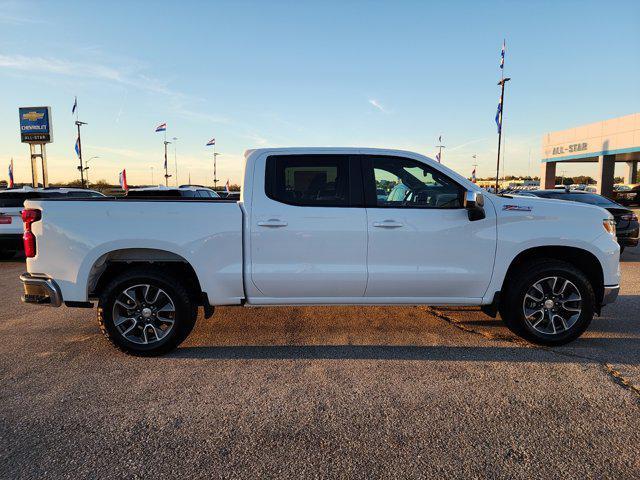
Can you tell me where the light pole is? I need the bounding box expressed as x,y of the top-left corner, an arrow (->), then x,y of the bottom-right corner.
435,135 -> 445,163
472,154 -> 478,183
213,153 -> 221,190
150,166 -> 154,185
83,156 -> 99,185
75,120 -> 88,188
163,139 -> 172,186
172,137 -> 178,186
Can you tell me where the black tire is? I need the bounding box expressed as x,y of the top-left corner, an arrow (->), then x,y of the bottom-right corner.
499,259 -> 595,346
97,266 -> 197,356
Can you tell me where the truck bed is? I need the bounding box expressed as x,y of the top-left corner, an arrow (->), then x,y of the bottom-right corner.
24,198 -> 245,305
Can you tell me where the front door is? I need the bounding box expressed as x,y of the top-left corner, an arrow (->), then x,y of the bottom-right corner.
361,155 -> 497,301
249,153 -> 368,300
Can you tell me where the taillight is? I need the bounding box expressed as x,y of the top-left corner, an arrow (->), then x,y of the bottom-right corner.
21,209 -> 41,258
0,215 -> 11,224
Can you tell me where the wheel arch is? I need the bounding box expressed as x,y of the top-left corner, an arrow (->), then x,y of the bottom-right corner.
502,246 -> 604,308
87,248 -> 206,305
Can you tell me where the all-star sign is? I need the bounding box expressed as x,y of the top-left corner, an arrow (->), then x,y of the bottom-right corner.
19,106 -> 53,143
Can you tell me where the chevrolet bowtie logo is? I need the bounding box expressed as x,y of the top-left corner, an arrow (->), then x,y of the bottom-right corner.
22,111 -> 45,122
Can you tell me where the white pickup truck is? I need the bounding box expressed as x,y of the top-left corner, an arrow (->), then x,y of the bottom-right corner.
20,148 -> 621,355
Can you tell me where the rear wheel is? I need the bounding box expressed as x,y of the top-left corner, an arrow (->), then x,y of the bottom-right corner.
97,267 -> 197,356
500,259 -> 595,346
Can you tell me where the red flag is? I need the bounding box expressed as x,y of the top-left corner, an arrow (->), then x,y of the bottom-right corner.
119,169 -> 128,191
8,159 -> 14,188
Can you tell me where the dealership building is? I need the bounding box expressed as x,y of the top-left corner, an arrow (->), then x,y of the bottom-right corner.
541,113 -> 640,196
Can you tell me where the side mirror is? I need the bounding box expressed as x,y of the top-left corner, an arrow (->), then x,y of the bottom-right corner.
464,190 -> 486,221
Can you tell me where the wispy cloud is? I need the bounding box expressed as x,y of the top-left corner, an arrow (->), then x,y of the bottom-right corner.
0,54 -> 177,97
447,137 -> 492,152
368,98 -> 389,113
0,51 -> 273,149
0,53 -> 235,125
0,13 -> 43,24
0,1 -> 46,25
91,146 -> 152,160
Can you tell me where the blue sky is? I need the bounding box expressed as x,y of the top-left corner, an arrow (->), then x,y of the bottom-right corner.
1,0 -> 639,185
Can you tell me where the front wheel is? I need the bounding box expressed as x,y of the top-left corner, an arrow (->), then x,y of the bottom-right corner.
500,259 -> 595,346
97,267 -> 197,356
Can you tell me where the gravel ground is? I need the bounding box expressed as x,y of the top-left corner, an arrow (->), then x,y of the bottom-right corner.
0,247 -> 639,479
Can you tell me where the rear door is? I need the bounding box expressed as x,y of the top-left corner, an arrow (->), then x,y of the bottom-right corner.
249,153 -> 368,300
361,155 -> 497,300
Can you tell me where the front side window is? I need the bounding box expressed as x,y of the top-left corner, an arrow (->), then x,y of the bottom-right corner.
366,156 -> 463,208
266,155 -> 350,206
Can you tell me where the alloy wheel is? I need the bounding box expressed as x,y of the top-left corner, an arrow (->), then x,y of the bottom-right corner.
522,276 -> 582,335
112,284 -> 176,345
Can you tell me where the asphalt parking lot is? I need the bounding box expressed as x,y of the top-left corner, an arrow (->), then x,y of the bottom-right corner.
1,248 -> 639,479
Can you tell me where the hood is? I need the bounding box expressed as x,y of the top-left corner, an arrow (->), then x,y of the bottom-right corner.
488,193 -> 614,221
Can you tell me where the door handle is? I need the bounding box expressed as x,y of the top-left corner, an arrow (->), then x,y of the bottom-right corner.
372,220 -> 403,228
257,219 -> 288,227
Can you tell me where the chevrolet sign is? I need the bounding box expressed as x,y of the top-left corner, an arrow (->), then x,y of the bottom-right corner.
19,106 -> 52,143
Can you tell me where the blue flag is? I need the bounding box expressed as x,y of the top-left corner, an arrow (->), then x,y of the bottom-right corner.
72,96 -> 77,114
75,137 -> 80,157
495,97 -> 502,134
500,40 -> 505,69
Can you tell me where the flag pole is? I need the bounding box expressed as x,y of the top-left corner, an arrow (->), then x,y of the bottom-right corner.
495,78 -> 510,192
495,40 -> 510,193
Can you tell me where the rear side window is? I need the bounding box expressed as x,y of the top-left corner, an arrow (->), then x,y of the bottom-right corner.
265,155 -> 351,207
66,191 -> 103,198
0,191 -> 63,207
0,192 -> 34,208
196,190 -> 218,198
127,190 -> 182,198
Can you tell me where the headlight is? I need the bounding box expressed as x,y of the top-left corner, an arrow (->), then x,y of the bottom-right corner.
603,218 -> 616,236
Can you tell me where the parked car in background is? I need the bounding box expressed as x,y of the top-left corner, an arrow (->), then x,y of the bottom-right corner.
521,189 -> 639,253
20,147 -> 620,355
224,191 -> 241,200
126,185 -> 221,199
614,183 -> 640,206
0,187 -> 104,258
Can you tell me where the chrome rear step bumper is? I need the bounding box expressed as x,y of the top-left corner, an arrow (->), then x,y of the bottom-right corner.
20,273 -> 62,307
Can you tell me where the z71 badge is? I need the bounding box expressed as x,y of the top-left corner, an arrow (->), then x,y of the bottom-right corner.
503,205 -> 532,212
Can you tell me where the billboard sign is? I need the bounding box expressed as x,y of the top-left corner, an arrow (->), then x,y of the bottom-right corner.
19,106 -> 53,143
